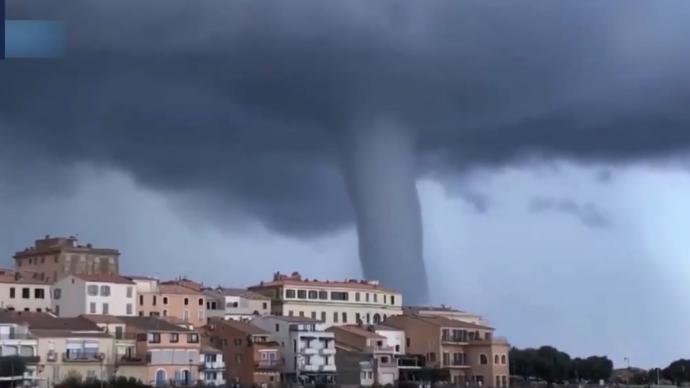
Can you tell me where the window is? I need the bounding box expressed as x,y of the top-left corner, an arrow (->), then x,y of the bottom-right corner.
152,296 -> 157,306
373,293 -> 378,303
170,333 -> 179,343
428,352 -> 436,362
126,287 -> 133,298
22,288 -> 30,299
331,291 -> 348,301
342,312 -> 348,323
90,302 -> 96,314
55,305 -> 60,316
318,291 -> 328,300
148,333 -> 161,343
126,304 -> 133,315
163,297 -> 168,305
184,298 -> 189,305
285,289 -> 296,299
288,310 -> 294,317
333,311 -> 339,323
373,313 -> 381,324
34,288 -> 45,299
37,308 -> 42,312
198,298 -> 203,306
502,376 -> 507,387
391,295 -> 395,305
384,295 -> 387,304
321,311 -> 326,322
139,295 -> 144,306
365,293 -> 370,302
297,290 -> 307,299
366,313 -> 371,324
9,287 -> 15,299
501,355 -> 507,364
356,313 -> 361,323
308,290 -> 318,299
275,324 -> 280,332
355,292 -> 361,301
234,338 -> 242,346
311,311 -> 317,319
87,285 -> 98,296
184,310 -> 189,321
406,338 -> 410,347
495,355 -> 499,364
100,285 -> 111,296
496,376 -> 501,387
188,334 -> 199,343
102,303 -> 109,314
262,302 -> 268,309
163,309 -> 168,316
395,345 -> 400,352
480,354 -> 488,365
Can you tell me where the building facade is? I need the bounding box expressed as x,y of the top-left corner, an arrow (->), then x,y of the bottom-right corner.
0,321 -> 41,386
329,325 -> 398,386
204,288 -> 271,321
249,272 -> 403,327
13,236 -> 119,283
51,274 -> 136,317
203,318 -> 281,386
131,278 -> 207,327
403,305 -> 489,326
118,316 -> 202,386
385,314 -> 510,387
0,271 -> 52,313
252,316 -> 337,385
200,347 -> 226,386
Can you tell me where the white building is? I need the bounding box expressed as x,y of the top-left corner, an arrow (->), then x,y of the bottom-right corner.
403,305 -> 490,326
0,270 -> 52,313
204,287 -> 271,321
200,347 -> 225,386
252,315 -> 337,385
372,324 -> 406,356
52,274 -> 137,317
0,321 -> 40,385
248,272 -> 403,327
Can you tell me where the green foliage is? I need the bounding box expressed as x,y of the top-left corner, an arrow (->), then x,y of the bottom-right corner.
510,346 -> 613,384
56,376 -> 150,388
662,359 -> 690,385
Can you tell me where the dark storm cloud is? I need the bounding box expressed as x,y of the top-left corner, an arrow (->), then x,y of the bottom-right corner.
1,0 -> 690,235
528,197 -> 611,228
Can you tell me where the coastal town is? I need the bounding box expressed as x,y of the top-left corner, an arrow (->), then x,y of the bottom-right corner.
0,236 -> 510,387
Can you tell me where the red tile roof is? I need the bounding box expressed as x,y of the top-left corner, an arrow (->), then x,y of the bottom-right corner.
332,325 -> 385,339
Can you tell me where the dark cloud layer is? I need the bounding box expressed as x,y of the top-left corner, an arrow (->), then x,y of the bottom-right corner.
2,0 -> 690,236
529,197 -> 611,228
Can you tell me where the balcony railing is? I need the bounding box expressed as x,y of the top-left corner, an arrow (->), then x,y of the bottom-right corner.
468,336 -> 509,345
200,361 -> 225,371
118,355 -> 147,365
442,335 -> 469,344
0,333 -> 35,340
62,353 -> 103,363
255,360 -> 281,370
444,360 -> 470,367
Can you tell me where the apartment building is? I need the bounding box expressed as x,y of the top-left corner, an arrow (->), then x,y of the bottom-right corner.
403,305 -> 489,326
13,236 -> 119,282
117,316 -> 202,386
52,274 -> 136,317
385,314 -> 510,387
200,347 -> 226,386
0,270 -> 52,313
203,319 -> 281,386
329,325 -> 398,385
204,287 -> 271,321
81,315 -> 138,365
0,311 -> 117,387
130,277 -> 206,327
0,321 -> 41,385
252,315 -> 337,385
249,272 -> 403,327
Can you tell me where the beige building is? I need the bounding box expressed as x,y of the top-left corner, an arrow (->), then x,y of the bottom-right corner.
52,274 -> 136,317
13,236 -> 119,283
0,270 -> 52,313
385,314 -> 510,387
403,305 -> 489,326
130,277 -> 207,327
117,316 -> 202,386
0,311 -> 116,387
329,325 -> 398,386
204,287 -> 271,321
248,272 -> 402,326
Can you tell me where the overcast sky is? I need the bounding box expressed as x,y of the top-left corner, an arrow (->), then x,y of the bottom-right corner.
2,0 -> 690,369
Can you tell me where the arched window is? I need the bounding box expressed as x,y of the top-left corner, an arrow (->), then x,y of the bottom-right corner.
501,355 -> 507,364
155,369 -> 167,386
480,354 -> 488,365
495,355 -> 499,364
373,313 -> 381,324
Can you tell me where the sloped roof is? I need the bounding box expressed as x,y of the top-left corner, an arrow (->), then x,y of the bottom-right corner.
118,316 -> 193,332
72,274 -> 135,284
332,325 -> 385,339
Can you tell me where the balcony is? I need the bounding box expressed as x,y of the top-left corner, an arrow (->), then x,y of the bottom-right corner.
118,355 -> 147,365
441,335 -> 469,345
444,361 -> 470,368
301,347 -> 318,355
201,361 -> 225,371
255,360 -> 281,371
63,353 -> 103,363
300,364 -> 336,373
320,347 -> 336,355
468,336 -> 509,346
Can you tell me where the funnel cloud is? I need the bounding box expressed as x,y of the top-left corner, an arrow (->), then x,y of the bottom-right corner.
2,0 -> 690,300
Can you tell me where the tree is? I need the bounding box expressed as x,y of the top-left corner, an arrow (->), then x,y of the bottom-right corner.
662,359 -> 690,385
571,356 -> 613,382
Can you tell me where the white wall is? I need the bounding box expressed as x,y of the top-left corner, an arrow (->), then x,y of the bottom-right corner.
376,328 -> 406,355
52,275 -> 87,317
52,275 -> 136,317
0,282 -> 52,312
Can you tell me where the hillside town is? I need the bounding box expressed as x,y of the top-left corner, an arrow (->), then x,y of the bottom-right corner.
0,236 -> 511,387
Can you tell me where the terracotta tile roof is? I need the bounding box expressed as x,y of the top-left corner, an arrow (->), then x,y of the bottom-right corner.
118,316 -> 193,332
211,288 -> 269,300
80,315 -> 125,324
159,284 -> 202,295
202,346 -> 222,354
72,274 -> 135,284
213,319 -> 268,335
332,325 -> 385,339
0,311 -> 105,332
0,275 -> 50,285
